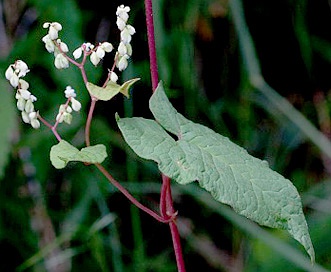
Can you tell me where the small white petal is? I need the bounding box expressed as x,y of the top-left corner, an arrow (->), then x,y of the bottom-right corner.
116,17 -> 126,31
56,112 -> 64,123
28,112 -> 37,119
101,42 -> 113,52
42,35 -> 55,52
30,95 -> 37,102
17,98 -> 26,111
43,22 -> 51,28
24,100 -> 34,113
117,56 -> 128,71
59,41 -> 69,52
21,111 -> 30,123
118,41 -> 127,56
19,89 -> 31,100
10,74 -> 19,88
51,22 -> 62,31
63,112 -> 72,124
5,66 -> 14,80
31,119 -> 40,129
126,25 -> 136,35
66,106 -> 72,113
64,86 -> 76,98
71,97 -> 81,111
19,79 -> 29,90
48,26 -> 59,40
54,54 -> 69,69
73,47 -> 83,59
126,43 -> 132,56
120,28 -> 132,44
110,71 -> 118,83
96,46 -> 105,59
90,52 -> 101,66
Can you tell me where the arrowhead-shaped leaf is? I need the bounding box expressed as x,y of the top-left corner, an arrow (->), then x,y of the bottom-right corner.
117,81 -> 315,262
50,140 -> 107,169
86,78 -> 140,101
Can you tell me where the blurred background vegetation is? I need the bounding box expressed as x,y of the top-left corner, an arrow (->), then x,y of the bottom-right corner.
1,0 -> 331,271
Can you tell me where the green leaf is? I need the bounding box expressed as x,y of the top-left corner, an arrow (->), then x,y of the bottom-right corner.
86,78 -> 140,101
117,81 -> 315,262
50,140 -> 107,169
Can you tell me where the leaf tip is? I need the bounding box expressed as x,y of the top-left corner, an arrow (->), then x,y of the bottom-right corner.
115,112 -> 121,122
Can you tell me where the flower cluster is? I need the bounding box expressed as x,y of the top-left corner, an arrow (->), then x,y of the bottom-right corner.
73,42 -> 113,66
116,5 -> 136,71
5,61 -> 40,129
42,22 -> 70,69
56,86 -> 81,124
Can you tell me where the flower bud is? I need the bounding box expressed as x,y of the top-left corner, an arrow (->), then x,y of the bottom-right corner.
17,98 -> 26,111
117,56 -> 128,71
31,119 -> 40,129
101,42 -> 113,52
21,111 -> 30,123
54,54 -> 69,69
73,47 -> 83,59
90,51 -> 101,66
118,42 -> 127,56
110,71 -> 118,83
25,100 -> 35,113
19,89 -> 31,100
19,79 -> 29,90
63,112 -> 72,124
5,66 -> 13,81
71,97 -> 81,112
64,86 -> 76,98
96,46 -> 105,59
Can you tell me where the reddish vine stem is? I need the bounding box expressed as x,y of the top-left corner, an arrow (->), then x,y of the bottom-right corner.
95,163 -> 172,223
144,0 -> 186,271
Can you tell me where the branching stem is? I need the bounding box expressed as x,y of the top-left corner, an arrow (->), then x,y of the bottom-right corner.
144,0 -> 186,270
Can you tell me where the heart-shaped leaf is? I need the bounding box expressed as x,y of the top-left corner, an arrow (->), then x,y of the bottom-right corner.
86,78 -> 140,101
116,81 -> 315,262
50,140 -> 107,169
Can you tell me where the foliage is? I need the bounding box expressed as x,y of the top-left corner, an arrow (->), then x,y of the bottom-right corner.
1,0 -> 331,271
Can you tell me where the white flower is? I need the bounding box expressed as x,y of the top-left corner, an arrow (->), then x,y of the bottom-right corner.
126,43 -> 132,56
9,73 -> 19,88
121,28 -> 132,44
96,46 -> 106,59
73,47 -> 83,59
118,42 -> 127,56
90,51 -> 101,66
31,119 -> 40,129
24,100 -> 35,113
71,97 -> 81,111
116,5 -> 130,22
110,71 -> 118,82
116,17 -> 126,31
30,95 -> 37,102
126,25 -> 136,35
83,42 -> 94,52
101,42 -> 113,52
17,98 -> 26,111
5,66 -> 14,80
64,86 -> 76,98
54,54 -> 69,69
19,79 -> 29,90
117,55 -> 128,71
5,61 -> 29,88
15,60 -> 29,76
43,22 -> 62,40
21,111 -> 30,123
57,39 -> 69,52
42,34 -> 55,53
28,112 -> 37,119
19,89 -> 31,100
